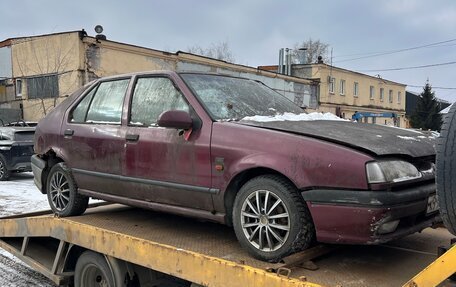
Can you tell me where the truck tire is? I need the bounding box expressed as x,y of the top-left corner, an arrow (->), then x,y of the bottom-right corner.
232,174 -> 315,262
75,251 -> 116,287
437,104 -> 456,235
0,154 -> 11,181
46,163 -> 88,217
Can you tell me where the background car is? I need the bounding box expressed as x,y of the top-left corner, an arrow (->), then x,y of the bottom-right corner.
0,126 -> 35,180
32,71 -> 440,262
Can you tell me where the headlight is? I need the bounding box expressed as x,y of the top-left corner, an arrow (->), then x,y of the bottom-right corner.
366,160 -> 422,184
0,146 -> 11,150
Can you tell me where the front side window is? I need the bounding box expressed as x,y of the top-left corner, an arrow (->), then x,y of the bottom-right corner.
71,79 -> 129,124
130,77 -> 189,126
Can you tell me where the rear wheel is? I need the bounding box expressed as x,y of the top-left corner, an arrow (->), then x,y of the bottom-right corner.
232,175 -> 315,262
75,251 -> 115,287
436,104 -> 456,235
46,163 -> 88,217
0,155 -> 10,181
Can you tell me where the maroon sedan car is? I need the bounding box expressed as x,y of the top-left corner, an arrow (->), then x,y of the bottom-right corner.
32,71 -> 440,262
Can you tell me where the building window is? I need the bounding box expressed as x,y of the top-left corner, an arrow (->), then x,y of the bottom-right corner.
339,79 -> 345,95
27,74 -> 59,99
389,90 -> 393,103
353,82 -> 359,97
329,77 -> 335,94
15,79 -> 22,98
380,88 -> 384,101
369,86 -> 375,99
398,91 -> 402,103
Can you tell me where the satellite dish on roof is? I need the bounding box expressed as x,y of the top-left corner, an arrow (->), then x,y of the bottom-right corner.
94,25 -> 103,34
94,25 -> 106,40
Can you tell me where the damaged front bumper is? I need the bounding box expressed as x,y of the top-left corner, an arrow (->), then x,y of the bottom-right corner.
301,183 -> 441,244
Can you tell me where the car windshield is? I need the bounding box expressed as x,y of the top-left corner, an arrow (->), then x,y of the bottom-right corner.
180,73 -> 303,120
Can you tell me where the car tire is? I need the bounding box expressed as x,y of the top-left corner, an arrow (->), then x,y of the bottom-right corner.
74,251 -> 116,287
232,174 -> 315,262
0,154 -> 11,181
46,162 -> 88,217
437,104 -> 456,235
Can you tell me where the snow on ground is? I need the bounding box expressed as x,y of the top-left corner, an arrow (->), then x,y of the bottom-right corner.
241,112 -> 349,122
0,173 -> 49,217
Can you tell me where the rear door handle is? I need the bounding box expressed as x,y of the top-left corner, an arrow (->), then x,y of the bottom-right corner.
126,134 -> 139,142
64,129 -> 74,136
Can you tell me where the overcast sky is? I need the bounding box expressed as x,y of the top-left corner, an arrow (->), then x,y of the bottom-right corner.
1,0 -> 455,102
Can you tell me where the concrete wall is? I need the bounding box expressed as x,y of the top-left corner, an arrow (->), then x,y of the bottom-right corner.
82,37 -> 317,108
10,32 -> 317,120
10,33 -> 84,121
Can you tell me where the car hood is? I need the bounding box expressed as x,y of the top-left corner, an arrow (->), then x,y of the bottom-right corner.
239,120 -> 437,158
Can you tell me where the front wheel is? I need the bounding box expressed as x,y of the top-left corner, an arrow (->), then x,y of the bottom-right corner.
232,175 -> 315,262
46,163 -> 88,216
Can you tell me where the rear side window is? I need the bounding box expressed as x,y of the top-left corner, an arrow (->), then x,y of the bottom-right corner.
71,79 -> 130,124
130,77 -> 189,126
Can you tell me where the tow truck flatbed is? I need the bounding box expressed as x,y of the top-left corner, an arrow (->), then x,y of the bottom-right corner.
0,204 -> 454,287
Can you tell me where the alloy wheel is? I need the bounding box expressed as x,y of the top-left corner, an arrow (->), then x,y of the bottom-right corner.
240,189 -> 290,252
49,171 -> 70,211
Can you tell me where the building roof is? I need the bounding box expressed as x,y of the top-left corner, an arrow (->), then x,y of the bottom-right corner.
259,63 -> 406,87
0,30 -> 83,48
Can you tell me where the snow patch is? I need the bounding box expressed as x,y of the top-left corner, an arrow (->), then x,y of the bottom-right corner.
241,112 -> 348,122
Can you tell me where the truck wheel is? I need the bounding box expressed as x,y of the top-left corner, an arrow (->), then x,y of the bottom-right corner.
46,163 -> 88,217
232,175 -> 315,262
75,251 -> 115,287
437,104 -> 456,235
0,155 -> 10,181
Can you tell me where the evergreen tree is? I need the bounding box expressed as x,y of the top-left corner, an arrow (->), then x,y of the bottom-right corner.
410,82 -> 442,131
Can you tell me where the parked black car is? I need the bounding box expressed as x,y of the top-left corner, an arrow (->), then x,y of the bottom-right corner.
0,127 -> 35,180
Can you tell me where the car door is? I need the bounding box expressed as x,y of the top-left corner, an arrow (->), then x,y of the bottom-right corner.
60,78 -> 131,196
122,75 -> 213,211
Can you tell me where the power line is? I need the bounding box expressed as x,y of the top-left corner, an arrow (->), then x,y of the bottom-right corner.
334,38 -> 456,63
358,60 -> 456,72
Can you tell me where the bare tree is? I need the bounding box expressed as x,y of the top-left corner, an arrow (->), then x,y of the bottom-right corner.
292,39 -> 330,64
186,41 -> 235,63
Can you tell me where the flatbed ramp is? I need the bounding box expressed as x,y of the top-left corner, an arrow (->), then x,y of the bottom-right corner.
0,204 -> 453,287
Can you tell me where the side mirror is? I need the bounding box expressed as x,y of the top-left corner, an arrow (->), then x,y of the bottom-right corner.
157,110 -> 193,130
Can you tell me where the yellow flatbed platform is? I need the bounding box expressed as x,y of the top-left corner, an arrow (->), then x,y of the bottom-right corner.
0,204 -> 454,287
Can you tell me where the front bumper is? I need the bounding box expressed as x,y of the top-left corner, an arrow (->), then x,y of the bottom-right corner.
302,183 -> 441,244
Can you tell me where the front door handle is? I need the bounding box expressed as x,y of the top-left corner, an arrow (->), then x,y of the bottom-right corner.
64,129 -> 74,136
126,134 -> 139,142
